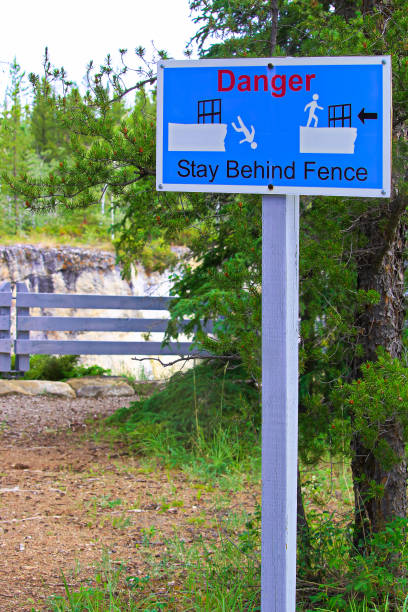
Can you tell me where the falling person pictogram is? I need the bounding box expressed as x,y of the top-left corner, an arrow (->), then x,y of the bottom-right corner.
231,116 -> 258,149
304,94 -> 323,127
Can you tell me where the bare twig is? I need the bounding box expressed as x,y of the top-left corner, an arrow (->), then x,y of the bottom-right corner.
0,515 -> 62,524
131,354 -> 240,367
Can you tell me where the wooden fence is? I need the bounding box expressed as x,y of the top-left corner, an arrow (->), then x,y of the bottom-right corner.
0,282 -> 12,372
0,281 -> 211,373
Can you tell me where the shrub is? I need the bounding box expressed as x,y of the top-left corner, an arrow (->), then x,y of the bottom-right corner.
107,361 -> 259,445
103,361 -> 261,476
22,354 -> 111,380
298,513 -> 408,610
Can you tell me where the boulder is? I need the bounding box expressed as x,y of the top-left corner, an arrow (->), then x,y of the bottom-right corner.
0,379 -> 75,398
66,376 -> 135,398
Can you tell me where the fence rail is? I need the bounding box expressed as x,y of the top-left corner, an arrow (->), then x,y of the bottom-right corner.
0,293 -> 11,307
15,340 -> 207,356
17,316 -> 214,333
16,293 -> 173,310
0,339 -> 11,353
0,283 -> 213,373
0,315 -> 10,330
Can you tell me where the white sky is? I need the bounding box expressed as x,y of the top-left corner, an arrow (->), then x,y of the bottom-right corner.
0,0 -> 206,102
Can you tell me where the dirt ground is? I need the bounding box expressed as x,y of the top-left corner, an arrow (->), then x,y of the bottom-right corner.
0,394 -> 259,611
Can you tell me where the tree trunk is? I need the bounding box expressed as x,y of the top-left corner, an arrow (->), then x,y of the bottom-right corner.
334,0 -> 359,18
334,0 -> 375,19
270,0 -> 279,54
297,465 -> 310,548
352,194 -> 407,549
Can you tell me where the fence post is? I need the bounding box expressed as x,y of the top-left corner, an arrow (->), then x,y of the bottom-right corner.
15,282 -> 30,372
0,282 -> 11,372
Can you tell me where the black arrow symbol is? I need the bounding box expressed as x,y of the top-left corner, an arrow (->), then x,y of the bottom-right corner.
358,108 -> 378,124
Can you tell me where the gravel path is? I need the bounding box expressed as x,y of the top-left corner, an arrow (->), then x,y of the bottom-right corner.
0,394 -> 135,444
0,393 -> 259,611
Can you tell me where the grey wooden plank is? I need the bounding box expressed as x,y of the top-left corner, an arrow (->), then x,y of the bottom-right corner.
15,283 -> 30,372
0,316 -> 10,331
16,293 -> 174,310
17,316 -> 215,333
0,339 -> 11,352
15,340 -> 210,356
0,293 -> 11,307
0,282 -> 11,371
262,195 -> 299,612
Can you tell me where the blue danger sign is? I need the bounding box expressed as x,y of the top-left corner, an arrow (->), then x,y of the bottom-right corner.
156,57 -> 391,197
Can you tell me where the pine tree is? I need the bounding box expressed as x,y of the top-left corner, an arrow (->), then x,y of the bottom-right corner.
0,58 -> 33,232
30,77 -> 67,161
189,0 -> 408,551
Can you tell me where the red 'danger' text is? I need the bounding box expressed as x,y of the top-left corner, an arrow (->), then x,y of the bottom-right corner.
217,69 -> 316,98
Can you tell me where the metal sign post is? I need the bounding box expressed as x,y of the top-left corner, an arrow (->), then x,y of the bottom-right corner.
156,56 -> 391,611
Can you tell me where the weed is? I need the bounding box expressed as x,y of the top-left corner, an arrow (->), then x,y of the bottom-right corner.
186,515 -> 206,526
125,574 -> 150,590
111,514 -> 131,530
140,526 -> 157,546
0,421 -> 9,435
88,495 -> 123,510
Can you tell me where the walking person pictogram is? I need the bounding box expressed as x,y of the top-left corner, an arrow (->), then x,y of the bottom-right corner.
304,94 -> 323,127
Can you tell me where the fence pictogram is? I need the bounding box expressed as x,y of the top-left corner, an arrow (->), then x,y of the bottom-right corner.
328,103 -> 352,127
197,98 -> 222,124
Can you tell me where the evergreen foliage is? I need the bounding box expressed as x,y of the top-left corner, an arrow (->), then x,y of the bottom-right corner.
187,0 -> 408,546
340,350 -> 408,470
105,361 -> 260,466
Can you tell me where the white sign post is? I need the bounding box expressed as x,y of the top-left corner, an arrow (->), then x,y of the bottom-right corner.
262,194 -> 299,610
156,56 -> 391,611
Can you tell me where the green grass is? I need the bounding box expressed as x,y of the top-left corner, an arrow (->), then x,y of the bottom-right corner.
44,519 -> 262,611
42,497 -> 408,611
39,363 -> 408,611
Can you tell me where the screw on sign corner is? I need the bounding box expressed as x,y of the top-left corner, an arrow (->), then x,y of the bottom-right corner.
268,184 -> 274,190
